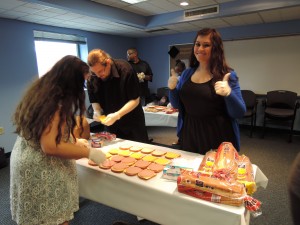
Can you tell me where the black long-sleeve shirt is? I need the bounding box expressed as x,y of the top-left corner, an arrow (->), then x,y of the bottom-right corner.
87,59 -> 148,143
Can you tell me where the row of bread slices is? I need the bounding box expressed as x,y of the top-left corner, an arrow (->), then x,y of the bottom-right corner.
107,144 -> 181,160
88,156 -> 166,180
87,144 -> 182,180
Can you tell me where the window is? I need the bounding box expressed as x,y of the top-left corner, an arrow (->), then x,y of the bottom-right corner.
34,40 -> 79,77
33,31 -> 87,77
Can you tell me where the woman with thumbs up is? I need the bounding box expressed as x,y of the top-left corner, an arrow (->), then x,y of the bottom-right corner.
169,28 -> 246,154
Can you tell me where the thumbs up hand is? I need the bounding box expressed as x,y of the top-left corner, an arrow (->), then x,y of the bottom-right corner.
168,69 -> 179,90
214,73 -> 231,96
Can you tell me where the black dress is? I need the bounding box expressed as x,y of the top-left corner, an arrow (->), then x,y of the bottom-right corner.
179,78 -> 235,155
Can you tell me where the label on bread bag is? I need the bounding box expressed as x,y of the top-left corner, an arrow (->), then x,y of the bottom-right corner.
244,195 -> 261,212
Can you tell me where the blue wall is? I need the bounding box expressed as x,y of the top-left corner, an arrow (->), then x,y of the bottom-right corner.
0,18 -> 135,153
135,20 -> 300,133
136,19 -> 300,94
1,17 -> 300,153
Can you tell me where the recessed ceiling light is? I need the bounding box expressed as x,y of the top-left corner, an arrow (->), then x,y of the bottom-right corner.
121,0 -> 147,4
180,1 -> 189,6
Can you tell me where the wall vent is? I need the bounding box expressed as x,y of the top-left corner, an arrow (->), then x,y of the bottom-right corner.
184,5 -> 219,18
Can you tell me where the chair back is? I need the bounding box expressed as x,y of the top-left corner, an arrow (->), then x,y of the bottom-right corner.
266,90 -> 297,109
157,87 -> 169,99
241,90 -> 256,109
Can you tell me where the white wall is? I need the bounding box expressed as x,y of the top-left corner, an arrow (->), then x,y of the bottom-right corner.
224,35 -> 300,95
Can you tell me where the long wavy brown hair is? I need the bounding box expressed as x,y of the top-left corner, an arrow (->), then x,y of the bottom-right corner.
13,55 -> 89,145
189,28 -> 233,83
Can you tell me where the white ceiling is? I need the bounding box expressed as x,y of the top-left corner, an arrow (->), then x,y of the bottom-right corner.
0,0 -> 300,37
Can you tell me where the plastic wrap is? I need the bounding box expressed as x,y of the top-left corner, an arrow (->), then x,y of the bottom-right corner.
177,142 -> 262,216
90,132 -> 116,148
178,170 -> 246,199
198,150 -> 217,176
213,142 -> 239,181
177,169 -> 262,215
177,185 -> 244,206
237,154 -> 257,195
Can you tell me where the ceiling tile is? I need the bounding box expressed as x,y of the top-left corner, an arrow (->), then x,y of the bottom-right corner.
128,2 -> 167,15
148,0 -> 180,12
0,0 -> 299,37
280,6 -> 300,21
0,0 -> 25,10
222,15 -> 246,26
23,2 -> 50,10
54,12 -> 83,21
20,14 -> 48,21
13,5 -> 42,14
2,10 -> 29,18
223,13 -> 264,26
33,9 -> 61,18
259,10 -> 281,23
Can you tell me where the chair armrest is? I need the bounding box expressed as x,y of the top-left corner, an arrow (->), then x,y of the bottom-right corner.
262,99 -> 267,108
292,100 -> 300,116
295,100 -> 300,109
251,99 -> 258,113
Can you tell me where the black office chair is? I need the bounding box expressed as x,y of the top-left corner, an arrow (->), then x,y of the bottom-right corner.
262,90 -> 299,142
157,87 -> 169,99
241,90 -> 258,137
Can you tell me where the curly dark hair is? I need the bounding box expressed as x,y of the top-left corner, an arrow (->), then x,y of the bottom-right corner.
189,28 -> 232,83
13,55 -> 89,145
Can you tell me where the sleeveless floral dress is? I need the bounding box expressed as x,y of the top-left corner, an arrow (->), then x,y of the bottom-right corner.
10,134 -> 79,225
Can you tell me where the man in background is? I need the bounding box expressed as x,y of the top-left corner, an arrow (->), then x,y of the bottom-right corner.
127,48 -> 153,106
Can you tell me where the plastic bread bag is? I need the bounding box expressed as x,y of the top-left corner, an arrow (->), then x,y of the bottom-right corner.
177,169 -> 246,199
244,195 -> 262,217
177,170 -> 262,216
177,185 -> 244,206
213,142 -> 239,181
178,184 -> 262,216
91,131 -> 116,141
237,154 -> 257,195
198,149 -> 217,176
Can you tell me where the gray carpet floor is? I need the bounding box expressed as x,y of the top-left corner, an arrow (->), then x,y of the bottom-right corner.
0,126 -> 299,225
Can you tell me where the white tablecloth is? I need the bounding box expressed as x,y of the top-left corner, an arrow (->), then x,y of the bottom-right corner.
143,109 -> 178,127
76,139 -> 268,225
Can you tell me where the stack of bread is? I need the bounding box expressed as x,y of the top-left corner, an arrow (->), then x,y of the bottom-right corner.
177,142 -> 261,214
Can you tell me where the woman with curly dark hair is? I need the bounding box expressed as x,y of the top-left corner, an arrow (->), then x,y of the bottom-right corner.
169,28 -> 246,154
10,55 -> 106,225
